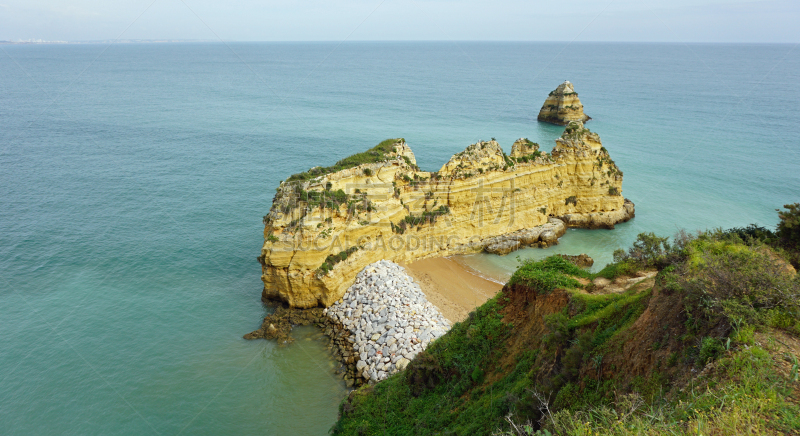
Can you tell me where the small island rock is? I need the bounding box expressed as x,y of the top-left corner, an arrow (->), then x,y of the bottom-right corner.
538,81 -> 591,125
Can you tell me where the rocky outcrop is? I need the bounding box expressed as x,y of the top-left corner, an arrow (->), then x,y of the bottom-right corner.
559,198 -> 635,229
483,217 -> 566,255
244,304 -> 326,343
259,121 -> 633,308
538,81 -> 591,125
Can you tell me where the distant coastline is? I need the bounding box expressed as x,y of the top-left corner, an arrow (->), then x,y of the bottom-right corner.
0,39 -> 213,45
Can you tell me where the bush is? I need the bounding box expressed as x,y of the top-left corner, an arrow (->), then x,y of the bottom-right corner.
510,256 -> 588,294
718,224 -> 775,244
628,233 -> 670,263
316,246 -> 359,276
777,203 -> 800,249
564,196 -> 577,206
697,336 -> 725,366
397,205 -> 451,230
615,232 -> 690,270
680,241 -> 800,327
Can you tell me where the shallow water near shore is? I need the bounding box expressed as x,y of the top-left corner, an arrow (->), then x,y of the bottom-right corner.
1,42 -> 799,434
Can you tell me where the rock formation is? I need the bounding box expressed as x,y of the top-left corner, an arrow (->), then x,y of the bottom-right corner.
259,121 -> 633,308
537,81 -> 591,125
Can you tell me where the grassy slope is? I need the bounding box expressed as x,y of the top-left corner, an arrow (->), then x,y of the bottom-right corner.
332,236 -> 800,436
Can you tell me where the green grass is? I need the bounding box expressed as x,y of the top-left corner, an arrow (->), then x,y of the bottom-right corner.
529,344 -> 800,436
334,231 -> 800,436
567,289 -> 650,330
286,138 -> 403,182
595,259 -> 639,280
508,256 -> 590,294
331,295 -> 513,435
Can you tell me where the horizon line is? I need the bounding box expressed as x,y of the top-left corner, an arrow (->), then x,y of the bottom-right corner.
2,39 -> 797,45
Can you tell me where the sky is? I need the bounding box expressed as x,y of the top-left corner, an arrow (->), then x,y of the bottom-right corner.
0,0 -> 798,43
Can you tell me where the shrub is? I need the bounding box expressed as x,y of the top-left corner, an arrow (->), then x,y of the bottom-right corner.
607,231 -> 692,274
718,224 -> 775,244
564,196 -> 577,206
697,336 -> 725,366
777,203 -> 800,249
608,186 -> 619,196
316,246 -> 359,275
680,241 -> 800,327
363,168 -> 372,176
398,205 -> 451,230
626,232 -> 673,267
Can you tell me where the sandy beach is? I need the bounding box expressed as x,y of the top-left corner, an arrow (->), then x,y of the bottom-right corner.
400,256 -> 504,323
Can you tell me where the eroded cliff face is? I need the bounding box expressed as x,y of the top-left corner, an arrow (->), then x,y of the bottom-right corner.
537,81 -> 591,125
259,122 -> 632,308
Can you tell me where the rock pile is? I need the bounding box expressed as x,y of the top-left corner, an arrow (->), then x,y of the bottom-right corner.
324,260 -> 451,384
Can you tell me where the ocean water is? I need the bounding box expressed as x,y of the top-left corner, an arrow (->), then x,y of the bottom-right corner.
1,42 -> 798,435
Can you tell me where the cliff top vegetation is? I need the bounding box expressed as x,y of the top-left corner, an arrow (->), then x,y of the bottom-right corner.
286,138 -> 405,182
332,204 -> 800,435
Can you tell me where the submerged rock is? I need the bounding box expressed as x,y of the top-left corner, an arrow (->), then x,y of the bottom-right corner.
243,303 -> 326,343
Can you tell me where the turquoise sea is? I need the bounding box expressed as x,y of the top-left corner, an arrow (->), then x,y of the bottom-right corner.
1,42 -> 798,435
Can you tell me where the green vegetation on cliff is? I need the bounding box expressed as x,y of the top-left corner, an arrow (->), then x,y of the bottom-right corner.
286,138 -> 404,182
332,207 -> 800,435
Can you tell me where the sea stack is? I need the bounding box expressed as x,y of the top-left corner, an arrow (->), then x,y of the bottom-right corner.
258,123 -> 633,308
537,81 -> 591,125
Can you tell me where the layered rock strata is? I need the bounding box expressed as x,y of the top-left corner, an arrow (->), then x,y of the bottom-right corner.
324,260 -> 450,384
260,121 -> 633,308
537,81 -> 591,125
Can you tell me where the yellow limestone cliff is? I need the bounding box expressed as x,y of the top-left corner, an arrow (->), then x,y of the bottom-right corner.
258,122 -> 633,308
537,81 -> 591,125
